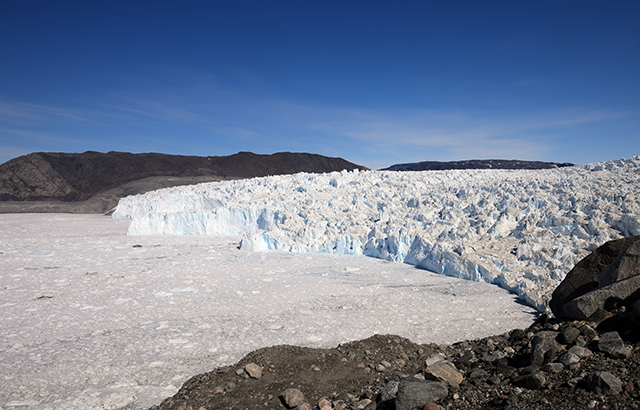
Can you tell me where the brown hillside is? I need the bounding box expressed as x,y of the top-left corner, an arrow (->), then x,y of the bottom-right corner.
0,151 -> 366,213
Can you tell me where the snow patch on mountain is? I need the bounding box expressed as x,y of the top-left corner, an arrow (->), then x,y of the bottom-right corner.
113,157 -> 640,312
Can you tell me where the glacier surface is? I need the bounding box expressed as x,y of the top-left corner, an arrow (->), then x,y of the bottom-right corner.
114,157 -> 640,312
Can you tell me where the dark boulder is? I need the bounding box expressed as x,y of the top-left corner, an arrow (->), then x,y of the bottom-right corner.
550,236 -> 640,318
530,331 -> 560,366
598,240 -> 640,287
563,274 -> 640,320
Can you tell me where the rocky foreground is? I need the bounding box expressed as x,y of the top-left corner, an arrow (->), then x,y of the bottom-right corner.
150,313 -> 639,410
149,236 -> 640,410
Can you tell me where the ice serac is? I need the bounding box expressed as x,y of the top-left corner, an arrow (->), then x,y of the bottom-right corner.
113,157 -> 640,312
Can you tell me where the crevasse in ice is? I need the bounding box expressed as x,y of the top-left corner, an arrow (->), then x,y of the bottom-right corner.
113,156 -> 640,312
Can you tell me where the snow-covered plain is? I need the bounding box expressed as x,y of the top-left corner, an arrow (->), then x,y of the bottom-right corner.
0,214 -> 536,410
115,157 -> 640,312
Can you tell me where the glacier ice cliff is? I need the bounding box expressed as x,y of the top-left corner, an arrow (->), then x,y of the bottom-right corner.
113,157 -> 640,312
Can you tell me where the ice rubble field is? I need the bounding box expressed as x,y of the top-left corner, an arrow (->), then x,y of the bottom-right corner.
115,157 -> 640,312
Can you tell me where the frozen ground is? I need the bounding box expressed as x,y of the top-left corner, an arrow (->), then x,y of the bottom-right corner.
0,214 -> 536,410
115,157 -> 640,311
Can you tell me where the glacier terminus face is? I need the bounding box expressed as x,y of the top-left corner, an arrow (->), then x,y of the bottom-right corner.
113,156 -> 640,312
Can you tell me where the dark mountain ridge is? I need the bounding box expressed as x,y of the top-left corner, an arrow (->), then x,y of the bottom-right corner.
0,151 -> 366,213
382,158 -> 574,171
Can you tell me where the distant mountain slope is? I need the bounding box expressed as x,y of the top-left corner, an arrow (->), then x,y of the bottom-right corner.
0,151 -> 366,212
382,159 -> 574,171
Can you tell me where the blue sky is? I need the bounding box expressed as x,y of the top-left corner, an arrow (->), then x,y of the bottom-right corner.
1,1 -> 639,169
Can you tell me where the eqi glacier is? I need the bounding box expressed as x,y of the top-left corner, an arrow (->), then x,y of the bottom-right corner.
113,156 -> 640,312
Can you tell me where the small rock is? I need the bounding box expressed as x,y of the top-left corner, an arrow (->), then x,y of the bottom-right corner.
557,326 -> 581,344
425,354 -> 447,366
395,378 -> 448,410
280,389 -> 305,409
567,377 -> 582,389
295,403 -> 312,410
454,351 -> 474,368
558,352 -> 581,366
575,337 -> 588,347
610,346 -> 632,359
481,352 -> 504,363
586,371 -> 623,395
224,382 -> 236,391
423,403 -> 445,410
567,345 -> 593,359
381,360 -> 392,368
363,401 -> 376,410
318,398 -> 332,410
520,364 -> 539,375
380,380 -> 399,402
212,386 -> 224,395
487,375 -> 502,385
542,363 -> 564,373
354,398 -> 372,409
530,332 -> 560,366
333,392 -> 352,402
506,394 -> 519,406
598,331 -> 626,356
525,372 -> 546,390
580,324 -> 597,338
244,362 -> 263,379
495,363 -> 517,377
424,361 -> 464,386
469,368 -> 488,379
510,329 -> 527,340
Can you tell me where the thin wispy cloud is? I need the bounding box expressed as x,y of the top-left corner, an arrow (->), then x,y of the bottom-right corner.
1,2 -> 638,167
1,89 -> 633,167
0,145 -> 31,165
0,127 -> 85,145
280,104 -> 631,162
